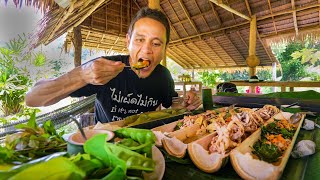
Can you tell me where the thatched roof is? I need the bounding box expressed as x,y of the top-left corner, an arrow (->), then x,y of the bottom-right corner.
4,0 -> 55,13
33,0 -> 320,69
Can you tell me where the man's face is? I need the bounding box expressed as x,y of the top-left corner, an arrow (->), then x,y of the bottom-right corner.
126,17 -> 167,78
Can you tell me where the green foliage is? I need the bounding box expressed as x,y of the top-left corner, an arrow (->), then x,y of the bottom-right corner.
0,34 -> 64,117
33,52 -> 46,67
275,42 -> 309,81
0,35 -> 31,116
219,70 -> 249,81
197,70 -> 220,88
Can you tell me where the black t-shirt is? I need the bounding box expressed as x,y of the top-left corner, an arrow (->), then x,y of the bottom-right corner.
70,55 -> 178,123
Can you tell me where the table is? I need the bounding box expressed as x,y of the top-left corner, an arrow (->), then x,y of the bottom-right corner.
228,81 -> 320,93
174,81 -> 202,98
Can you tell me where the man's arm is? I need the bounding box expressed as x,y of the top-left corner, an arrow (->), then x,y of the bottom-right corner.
25,58 -> 125,107
171,91 -> 202,110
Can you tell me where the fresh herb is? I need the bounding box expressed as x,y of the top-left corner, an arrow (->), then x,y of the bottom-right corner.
174,121 -> 183,131
2,111 -> 66,164
252,140 -> 282,163
261,120 -> 295,139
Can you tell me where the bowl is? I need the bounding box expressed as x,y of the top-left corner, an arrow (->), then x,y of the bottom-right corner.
67,129 -> 114,155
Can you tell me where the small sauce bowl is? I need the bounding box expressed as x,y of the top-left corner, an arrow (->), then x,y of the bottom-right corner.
67,130 -> 114,154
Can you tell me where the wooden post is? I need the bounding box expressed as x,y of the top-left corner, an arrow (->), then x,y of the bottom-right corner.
73,26 -> 82,67
246,15 -> 260,77
272,62 -> 277,92
148,0 -> 165,66
148,0 -> 160,10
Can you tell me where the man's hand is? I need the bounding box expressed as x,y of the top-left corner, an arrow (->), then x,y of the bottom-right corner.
81,58 -> 125,85
184,91 -> 202,110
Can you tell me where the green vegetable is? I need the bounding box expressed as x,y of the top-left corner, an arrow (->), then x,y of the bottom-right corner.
174,121 -> 183,131
0,152 -> 66,179
114,128 -> 155,157
84,134 -> 127,172
115,128 -> 155,144
8,157 -> 85,180
252,140 -> 282,163
261,121 -> 295,139
116,138 -> 150,154
102,166 -> 126,180
2,111 -> 66,164
84,134 -> 155,172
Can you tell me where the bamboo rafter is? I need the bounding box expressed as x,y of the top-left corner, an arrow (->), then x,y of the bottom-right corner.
291,0 -> 299,36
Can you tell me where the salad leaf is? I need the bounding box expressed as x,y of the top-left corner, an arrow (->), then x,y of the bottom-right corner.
252,140 -> 282,163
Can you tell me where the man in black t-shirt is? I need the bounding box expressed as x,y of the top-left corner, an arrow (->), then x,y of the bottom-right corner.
26,7 -> 201,123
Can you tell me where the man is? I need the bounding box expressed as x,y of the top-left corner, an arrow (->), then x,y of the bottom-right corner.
26,7 -> 201,123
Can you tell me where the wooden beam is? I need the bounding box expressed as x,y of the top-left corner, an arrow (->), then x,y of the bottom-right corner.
225,35 -> 246,62
245,0 -> 252,17
80,39 -> 126,49
184,64 -> 264,70
291,0 -> 299,36
178,0 -> 199,34
193,0 -> 210,30
209,2 -> 222,26
170,4 -> 320,44
257,33 -> 274,64
73,26 -> 82,67
179,42 -> 209,66
120,0 -> 122,34
201,40 -> 226,65
70,0 -> 107,34
45,3 -> 75,44
166,51 -> 188,68
189,43 -> 217,66
172,45 -> 201,67
209,0 -> 251,21
237,31 -> 248,48
167,0 -> 189,36
260,24 -> 320,39
97,34 -> 105,49
267,0 -> 278,35
210,37 -> 235,66
167,48 -> 192,68
148,0 -> 160,10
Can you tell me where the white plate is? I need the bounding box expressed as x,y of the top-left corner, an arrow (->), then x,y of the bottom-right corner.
143,145 -> 165,180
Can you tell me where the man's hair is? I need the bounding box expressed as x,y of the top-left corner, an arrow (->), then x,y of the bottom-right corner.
128,7 -> 170,45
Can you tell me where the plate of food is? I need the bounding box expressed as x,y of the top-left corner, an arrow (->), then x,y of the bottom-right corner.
230,112 -> 305,180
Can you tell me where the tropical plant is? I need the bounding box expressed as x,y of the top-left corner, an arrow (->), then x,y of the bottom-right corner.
197,70 -> 220,88
0,35 -> 31,116
275,42 -> 309,81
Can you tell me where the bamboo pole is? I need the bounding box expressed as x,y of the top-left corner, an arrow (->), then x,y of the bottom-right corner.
148,0 -> 160,10
210,0 -> 251,20
246,15 -> 260,93
73,26 -> 82,67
